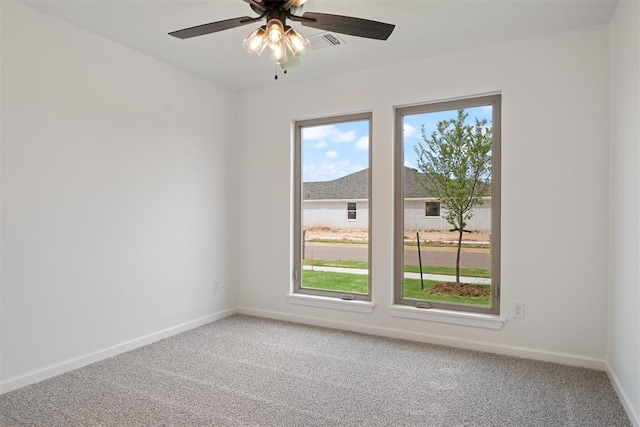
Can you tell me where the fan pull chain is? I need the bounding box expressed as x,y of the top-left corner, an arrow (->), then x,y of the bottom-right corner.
274,64 -> 288,80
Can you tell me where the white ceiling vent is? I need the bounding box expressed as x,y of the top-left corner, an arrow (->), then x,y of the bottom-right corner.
308,32 -> 346,51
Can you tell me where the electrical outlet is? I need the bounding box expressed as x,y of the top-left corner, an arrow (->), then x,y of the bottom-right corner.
513,302 -> 525,319
214,281 -> 221,292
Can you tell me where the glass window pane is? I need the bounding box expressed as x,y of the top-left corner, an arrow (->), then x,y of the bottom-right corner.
425,202 -> 440,217
297,116 -> 370,298
397,97 -> 500,314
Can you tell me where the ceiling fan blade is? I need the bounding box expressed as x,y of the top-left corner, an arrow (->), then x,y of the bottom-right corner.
242,0 -> 267,13
169,16 -> 259,39
300,12 -> 395,40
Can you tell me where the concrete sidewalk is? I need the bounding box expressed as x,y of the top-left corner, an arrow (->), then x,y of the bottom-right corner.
302,265 -> 491,285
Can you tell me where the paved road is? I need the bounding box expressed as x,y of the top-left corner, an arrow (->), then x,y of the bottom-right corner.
305,242 -> 491,269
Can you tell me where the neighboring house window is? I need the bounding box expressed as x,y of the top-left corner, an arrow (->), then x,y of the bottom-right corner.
394,95 -> 501,314
347,202 -> 357,220
425,201 -> 440,217
293,113 -> 371,301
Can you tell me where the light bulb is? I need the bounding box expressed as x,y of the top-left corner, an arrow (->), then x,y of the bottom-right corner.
242,27 -> 267,55
267,19 -> 284,44
271,41 -> 285,61
285,27 -> 309,57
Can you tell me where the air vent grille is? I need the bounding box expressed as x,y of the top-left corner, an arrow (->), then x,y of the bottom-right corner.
308,32 -> 346,51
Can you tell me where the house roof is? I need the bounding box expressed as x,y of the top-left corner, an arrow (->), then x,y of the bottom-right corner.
303,167 -> 433,200
304,167 -> 492,200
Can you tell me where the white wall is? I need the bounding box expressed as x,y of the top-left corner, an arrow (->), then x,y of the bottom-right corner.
608,0 -> 640,424
0,1 -> 238,391
303,200 -> 369,230
238,25 -> 610,365
404,199 -> 492,232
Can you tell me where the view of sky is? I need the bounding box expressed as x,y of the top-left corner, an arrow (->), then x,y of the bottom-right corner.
302,120 -> 370,182
301,106 -> 492,182
403,106 -> 493,170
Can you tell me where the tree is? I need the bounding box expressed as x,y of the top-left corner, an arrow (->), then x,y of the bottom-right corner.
413,109 -> 492,283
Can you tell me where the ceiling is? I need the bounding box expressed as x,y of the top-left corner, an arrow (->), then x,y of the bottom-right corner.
20,0 -> 619,92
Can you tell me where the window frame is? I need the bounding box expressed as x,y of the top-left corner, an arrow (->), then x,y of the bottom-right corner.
425,201 -> 441,217
293,112 -> 372,301
347,202 -> 357,221
393,95 -> 501,314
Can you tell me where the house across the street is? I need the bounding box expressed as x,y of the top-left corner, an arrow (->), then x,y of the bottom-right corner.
303,167 -> 491,231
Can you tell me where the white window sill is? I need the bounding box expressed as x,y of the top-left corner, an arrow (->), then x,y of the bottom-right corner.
388,305 -> 505,330
287,294 -> 375,314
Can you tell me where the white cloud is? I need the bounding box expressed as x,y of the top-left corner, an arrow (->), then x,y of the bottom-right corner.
314,141 -> 327,149
304,160 -> 366,182
302,125 -> 357,144
325,150 -> 338,158
333,130 -> 357,143
302,125 -> 333,141
356,136 -> 369,151
404,123 -> 417,138
404,159 -> 415,169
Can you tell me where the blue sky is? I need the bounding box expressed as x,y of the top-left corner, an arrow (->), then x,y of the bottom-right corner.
301,106 -> 492,182
403,105 -> 493,170
302,120 -> 369,182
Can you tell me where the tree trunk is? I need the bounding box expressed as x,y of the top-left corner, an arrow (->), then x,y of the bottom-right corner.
456,220 -> 463,284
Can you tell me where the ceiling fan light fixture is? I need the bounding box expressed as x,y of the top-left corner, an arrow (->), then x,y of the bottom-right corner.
285,27 -> 309,57
170,0 -> 396,76
242,26 -> 267,55
244,18 -> 308,67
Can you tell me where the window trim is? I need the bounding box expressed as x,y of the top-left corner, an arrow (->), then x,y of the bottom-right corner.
347,202 -> 357,221
425,201 -> 441,217
293,112 -> 372,301
393,94 -> 501,314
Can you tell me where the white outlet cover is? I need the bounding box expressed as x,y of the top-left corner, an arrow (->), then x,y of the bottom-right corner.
513,302 -> 525,319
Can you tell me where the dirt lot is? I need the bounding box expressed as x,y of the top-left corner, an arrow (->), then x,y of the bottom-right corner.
304,226 -> 490,243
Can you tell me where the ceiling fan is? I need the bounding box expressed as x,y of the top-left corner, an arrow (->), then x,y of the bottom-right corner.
169,0 -> 395,76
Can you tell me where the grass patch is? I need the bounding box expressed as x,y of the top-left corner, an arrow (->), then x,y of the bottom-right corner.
303,259 -> 490,278
404,278 -> 491,306
304,259 -> 367,269
301,270 -> 491,306
302,270 -> 368,294
306,239 -> 367,245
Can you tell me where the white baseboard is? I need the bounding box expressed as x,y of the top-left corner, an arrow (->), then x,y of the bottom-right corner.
605,362 -> 640,427
0,308 -> 237,394
237,306 -> 607,371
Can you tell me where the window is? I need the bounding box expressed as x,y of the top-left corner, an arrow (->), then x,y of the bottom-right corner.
425,201 -> 440,217
394,95 -> 501,314
293,113 -> 371,300
347,202 -> 357,220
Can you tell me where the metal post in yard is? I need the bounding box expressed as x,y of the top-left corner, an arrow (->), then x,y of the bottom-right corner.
416,229 -> 425,290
